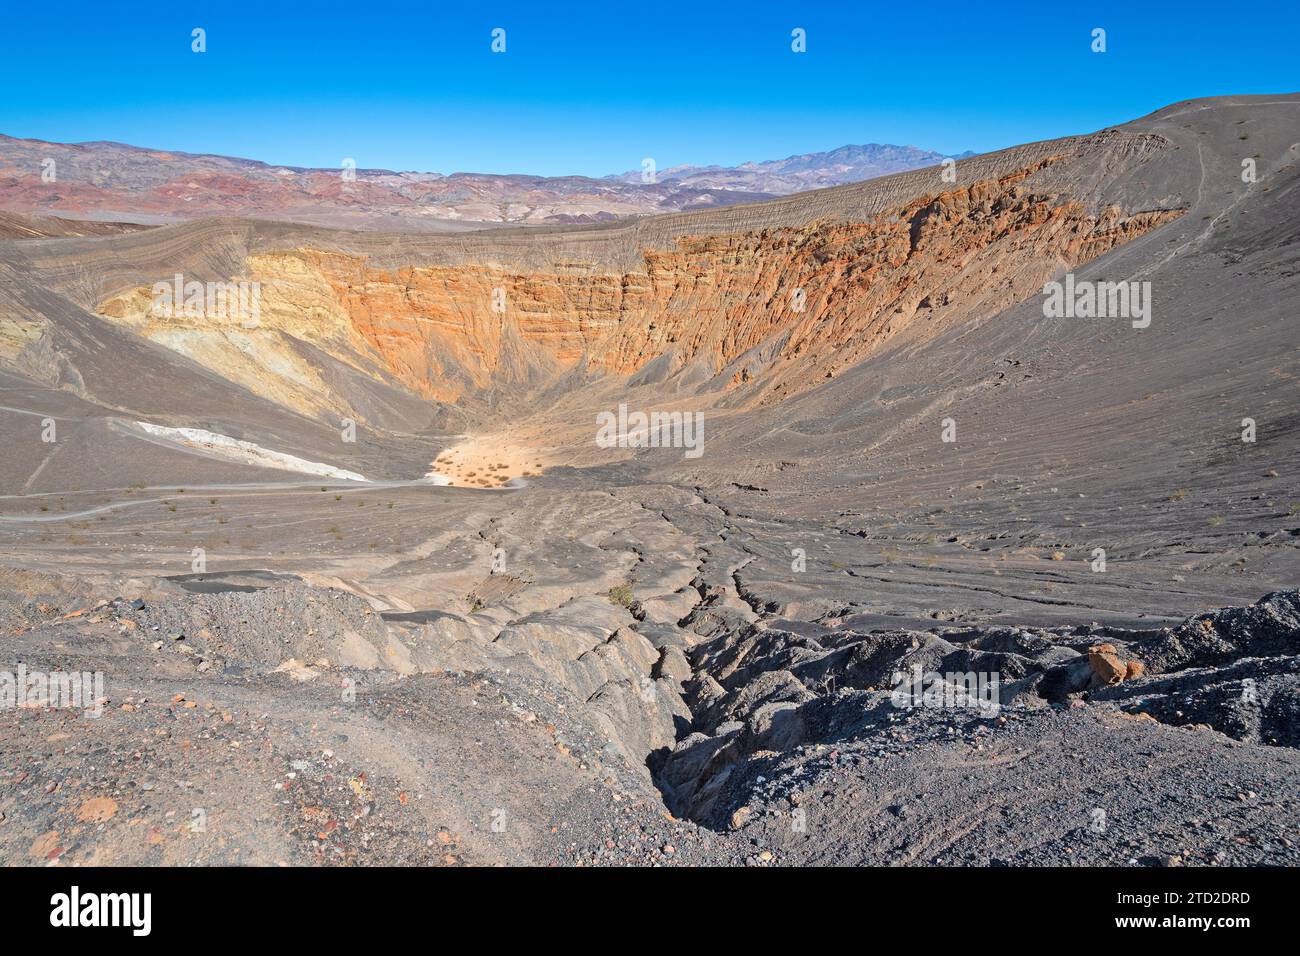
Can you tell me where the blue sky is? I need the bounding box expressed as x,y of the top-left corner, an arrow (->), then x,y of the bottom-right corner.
1,1 -> 1296,177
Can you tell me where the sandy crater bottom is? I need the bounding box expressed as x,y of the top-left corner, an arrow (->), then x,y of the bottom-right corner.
427,435 -> 552,488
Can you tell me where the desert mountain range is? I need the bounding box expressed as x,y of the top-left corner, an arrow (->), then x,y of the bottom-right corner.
0,133 -> 965,231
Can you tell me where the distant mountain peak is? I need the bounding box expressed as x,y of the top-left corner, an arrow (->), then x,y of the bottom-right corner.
608,143 -> 974,194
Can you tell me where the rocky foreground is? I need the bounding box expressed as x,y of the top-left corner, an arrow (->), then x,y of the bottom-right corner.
1,563 -> 1296,867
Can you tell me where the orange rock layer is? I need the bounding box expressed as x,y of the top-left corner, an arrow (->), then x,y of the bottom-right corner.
98,160 -> 1183,414
288,160 -> 1180,404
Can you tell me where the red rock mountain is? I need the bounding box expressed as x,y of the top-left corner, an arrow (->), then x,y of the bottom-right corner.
0,133 -> 959,232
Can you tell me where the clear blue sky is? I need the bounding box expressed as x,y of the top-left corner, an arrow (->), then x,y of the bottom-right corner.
1,0 -> 1296,177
